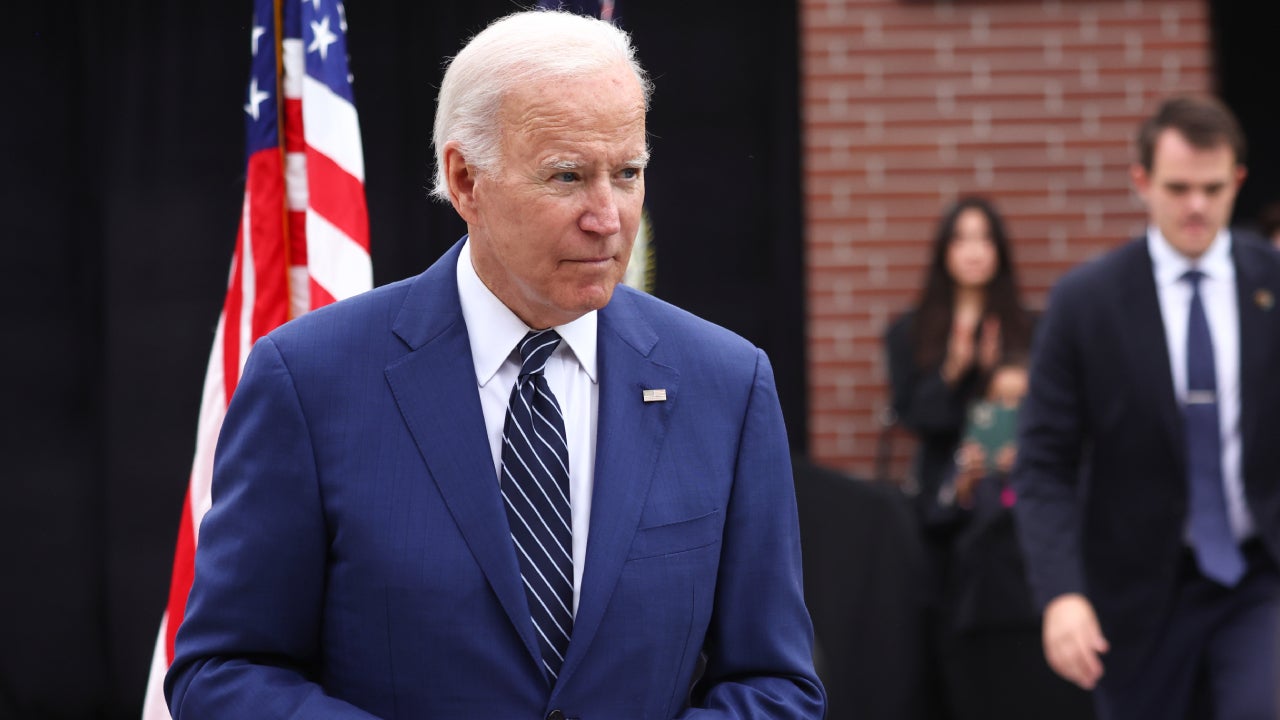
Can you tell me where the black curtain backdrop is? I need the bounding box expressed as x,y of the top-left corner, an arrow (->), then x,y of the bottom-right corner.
1210,2 -> 1280,229
6,1 -> 804,717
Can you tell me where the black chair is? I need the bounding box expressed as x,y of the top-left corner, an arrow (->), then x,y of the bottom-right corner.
793,457 -> 935,720
873,407 -> 917,494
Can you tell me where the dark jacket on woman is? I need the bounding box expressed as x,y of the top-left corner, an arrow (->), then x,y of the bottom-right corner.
884,309 -> 986,527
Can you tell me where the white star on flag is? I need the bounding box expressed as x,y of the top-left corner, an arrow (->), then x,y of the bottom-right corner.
244,76 -> 269,120
251,24 -> 265,55
308,15 -> 338,60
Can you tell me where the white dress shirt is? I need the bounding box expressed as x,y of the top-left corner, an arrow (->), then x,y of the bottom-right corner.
1148,227 -> 1255,541
456,239 -> 599,614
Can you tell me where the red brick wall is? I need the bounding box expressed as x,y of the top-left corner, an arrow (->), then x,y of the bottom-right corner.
801,0 -> 1212,480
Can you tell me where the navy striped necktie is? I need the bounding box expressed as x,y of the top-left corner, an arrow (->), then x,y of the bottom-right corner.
499,329 -> 574,682
1182,270 -> 1246,587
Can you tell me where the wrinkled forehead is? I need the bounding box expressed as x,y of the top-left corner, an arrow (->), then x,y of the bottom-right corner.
503,61 -> 644,111
498,65 -> 647,144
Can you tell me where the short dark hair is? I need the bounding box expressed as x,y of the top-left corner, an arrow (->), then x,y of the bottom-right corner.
1136,94 -> 1246,171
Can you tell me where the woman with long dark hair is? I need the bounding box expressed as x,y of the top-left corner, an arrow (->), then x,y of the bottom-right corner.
884,196 -> 1092,720
885,195 -> 1031,511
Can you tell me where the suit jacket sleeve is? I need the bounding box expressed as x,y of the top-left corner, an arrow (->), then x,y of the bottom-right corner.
1012,278 -> 1087,608
677,349 -> 826,719
165,337 -> 380,719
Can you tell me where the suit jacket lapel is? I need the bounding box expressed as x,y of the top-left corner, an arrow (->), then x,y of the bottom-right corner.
383,241 -> 543,670
1117,238 -> 1183,468
555,290 -> 680,689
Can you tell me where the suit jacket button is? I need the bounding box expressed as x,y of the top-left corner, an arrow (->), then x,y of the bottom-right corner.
546,711 -> 566,720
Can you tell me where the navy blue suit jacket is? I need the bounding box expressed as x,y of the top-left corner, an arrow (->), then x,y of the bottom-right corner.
1014,233 -> 1280,684
165,241 -> 824,718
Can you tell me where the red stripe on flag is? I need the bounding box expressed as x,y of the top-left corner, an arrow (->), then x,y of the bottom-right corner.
221,234 -> 244,407
284,98 -> 304,154
246,150 -> 290,341
306,149 -> 370,251
309,277 -> 337,310
289,209 -> 308,266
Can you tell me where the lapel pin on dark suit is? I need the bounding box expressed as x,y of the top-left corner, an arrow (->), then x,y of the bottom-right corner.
1255,289 -> 1274,311
642,388 -> 667,402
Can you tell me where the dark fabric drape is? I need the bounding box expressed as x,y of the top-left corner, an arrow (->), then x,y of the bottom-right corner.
793,459 -> 935,720
4,1 -> 803,716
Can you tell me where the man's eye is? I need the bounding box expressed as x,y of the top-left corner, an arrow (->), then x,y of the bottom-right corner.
554,172 -> 579,183
619,167 -> 641,180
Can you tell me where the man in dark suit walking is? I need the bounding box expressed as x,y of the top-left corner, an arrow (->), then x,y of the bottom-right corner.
1014,95 -> 1280,719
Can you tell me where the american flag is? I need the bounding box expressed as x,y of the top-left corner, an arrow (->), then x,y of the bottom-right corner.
141,0 -> 370,716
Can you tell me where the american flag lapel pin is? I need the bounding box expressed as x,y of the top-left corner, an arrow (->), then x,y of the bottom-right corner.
1255,289 -> 1274,311
642,388 -> 667,403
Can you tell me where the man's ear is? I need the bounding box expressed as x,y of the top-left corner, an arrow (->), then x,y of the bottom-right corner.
1129,163 -> 1151,204
444,143 -> 480,224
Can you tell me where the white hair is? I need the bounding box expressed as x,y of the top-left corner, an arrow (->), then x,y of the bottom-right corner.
430,9 -> 653,202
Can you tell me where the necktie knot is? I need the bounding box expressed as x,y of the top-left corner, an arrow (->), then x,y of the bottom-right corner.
1182,269 -> 1206,291
517,329 -> 562,378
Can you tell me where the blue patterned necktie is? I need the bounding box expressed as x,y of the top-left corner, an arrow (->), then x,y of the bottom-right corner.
500,329 -> 574,682
1182,270 -> 1246,587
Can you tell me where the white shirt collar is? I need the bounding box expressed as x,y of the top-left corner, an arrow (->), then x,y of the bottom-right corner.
1146,225 -> 1234,288
456,238 -> 598,387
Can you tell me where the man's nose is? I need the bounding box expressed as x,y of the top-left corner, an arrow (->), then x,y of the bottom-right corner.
580,181 -> 621,236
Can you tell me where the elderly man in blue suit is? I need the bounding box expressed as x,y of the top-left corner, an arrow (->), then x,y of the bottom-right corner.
165,9 -> 824,719
1015,95 -> 1280,719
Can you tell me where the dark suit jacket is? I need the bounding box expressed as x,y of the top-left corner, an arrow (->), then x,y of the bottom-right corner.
166,241 -> 824,719
1014,233 -> 1280,684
